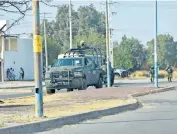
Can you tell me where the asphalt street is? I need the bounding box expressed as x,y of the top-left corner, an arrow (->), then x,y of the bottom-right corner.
0,79 -> 176,99
37,90 -> 177,134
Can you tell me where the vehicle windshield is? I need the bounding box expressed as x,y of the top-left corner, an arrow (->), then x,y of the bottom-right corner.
52,58 -> 83,67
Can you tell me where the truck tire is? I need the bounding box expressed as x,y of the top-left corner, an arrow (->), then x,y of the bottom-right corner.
95,76 -> 103,88
47,89 -> 55,94
78,78 -> 87,90
67,88 -> 73,92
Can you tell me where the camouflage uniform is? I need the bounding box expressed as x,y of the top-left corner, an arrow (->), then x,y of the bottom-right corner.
101,62 -> 114,86
149,66 -> 154,83
166,66 -> 173,82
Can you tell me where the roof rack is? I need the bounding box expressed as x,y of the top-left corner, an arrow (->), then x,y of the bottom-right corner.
63,45 -> 103,65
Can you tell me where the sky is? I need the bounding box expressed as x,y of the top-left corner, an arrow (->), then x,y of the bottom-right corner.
0,0 -> 177,46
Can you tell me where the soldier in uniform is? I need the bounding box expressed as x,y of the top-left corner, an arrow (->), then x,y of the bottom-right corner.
166,65 -> 173,82
101,59 -> 114,86
149,66 -> 154,83
77,40 -> 86,48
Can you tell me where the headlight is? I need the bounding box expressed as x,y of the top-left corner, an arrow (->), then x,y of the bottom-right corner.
73,71 -> 83,77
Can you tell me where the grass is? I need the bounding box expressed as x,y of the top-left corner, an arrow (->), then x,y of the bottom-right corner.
129,70 -> 177,80
0,92 -> 136,124
0,122 -> 5,127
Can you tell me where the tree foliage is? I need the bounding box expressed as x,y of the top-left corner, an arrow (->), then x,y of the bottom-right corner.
40,4 -> 106,64
147,34 -> 177,69
37,4 -> 177,70
114,35 -> 146,70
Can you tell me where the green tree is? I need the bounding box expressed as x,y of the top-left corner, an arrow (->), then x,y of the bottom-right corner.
114,35 -> 146,70
147,34 -> 177,69
74,29 -> 106,54
40,4 -> 106,64
77,4 -> 105,36
41,37 -> 61,65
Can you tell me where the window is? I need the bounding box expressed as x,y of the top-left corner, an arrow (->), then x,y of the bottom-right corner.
52,58 -> 83,67
10,38 -> 18,51
0,38 -> 18,51
5,39 -> 9,51
85,58 -> 93,67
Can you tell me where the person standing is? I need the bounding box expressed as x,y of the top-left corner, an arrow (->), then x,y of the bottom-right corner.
101,60 -> 114,87
6,68 -> 10,80
19,67 -> 24,80
149,66 -> 154,83
166,65 -> 173,82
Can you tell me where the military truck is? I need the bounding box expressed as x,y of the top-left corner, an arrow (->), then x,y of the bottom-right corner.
45,46 -> 104,94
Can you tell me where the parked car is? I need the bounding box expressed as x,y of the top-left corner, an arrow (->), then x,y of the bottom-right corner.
114,68 -> 129,78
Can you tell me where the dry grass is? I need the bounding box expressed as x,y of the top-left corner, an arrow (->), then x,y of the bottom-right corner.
0,122 -> 5,127
1,93 -> 71,106
129,71 -> 148,78
0,92 -> 135,125
129,70 -> 177,80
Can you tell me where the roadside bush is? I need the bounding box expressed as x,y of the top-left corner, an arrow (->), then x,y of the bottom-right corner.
129,71 -> 148,78
129,70 -> 177,79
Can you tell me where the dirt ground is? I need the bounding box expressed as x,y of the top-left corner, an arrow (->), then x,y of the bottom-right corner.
0,86 -> 163,127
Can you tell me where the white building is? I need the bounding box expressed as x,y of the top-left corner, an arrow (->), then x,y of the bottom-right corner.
0,36 -> 34,81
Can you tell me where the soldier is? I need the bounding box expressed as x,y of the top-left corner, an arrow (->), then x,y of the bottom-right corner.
101,60 -> 114,86
149,66 -> 154,83
77,40 -> 86,49
166,65 -> 173,82
109,61 -> 114,86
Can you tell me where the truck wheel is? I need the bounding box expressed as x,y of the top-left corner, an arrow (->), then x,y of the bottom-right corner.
67,88 -> 73,92
78,78 -> 87,90
47,89 -> 55,94
95,76 -> 103,88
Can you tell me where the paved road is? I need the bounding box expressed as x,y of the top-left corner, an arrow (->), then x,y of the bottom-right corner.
0,79 -> 176,99
38,90 -> 177,134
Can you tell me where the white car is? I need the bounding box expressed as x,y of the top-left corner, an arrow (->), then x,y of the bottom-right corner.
114,69 -> 129,78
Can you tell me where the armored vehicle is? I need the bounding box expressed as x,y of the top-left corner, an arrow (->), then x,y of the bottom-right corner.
45,46 -> 104,94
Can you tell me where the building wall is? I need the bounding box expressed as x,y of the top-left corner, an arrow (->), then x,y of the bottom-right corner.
3,38 -> 34,80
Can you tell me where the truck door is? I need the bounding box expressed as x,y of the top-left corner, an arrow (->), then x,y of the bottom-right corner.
84,58 -> 93,85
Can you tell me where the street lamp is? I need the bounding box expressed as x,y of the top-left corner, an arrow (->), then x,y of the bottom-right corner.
154,0 -> 158,88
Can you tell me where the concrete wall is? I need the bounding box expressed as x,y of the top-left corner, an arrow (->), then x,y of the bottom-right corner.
4,38 -> 34,80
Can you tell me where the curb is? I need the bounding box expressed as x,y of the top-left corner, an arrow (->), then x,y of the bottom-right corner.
0,85 -> 46,90
131,86 -> 176,97
0,100 -> 139,134
0,86 -> 176,134
0,86 -> 34,89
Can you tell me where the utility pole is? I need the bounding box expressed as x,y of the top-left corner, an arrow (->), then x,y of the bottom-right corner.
42,13 -> 51,71
69,0 -> 72,49
32,0 -> 43,117
1,35 -> 4,82
107,0 -> 117,68
105,0 -> 111,87
108,0 -> 114,68
154,0 -> 158,88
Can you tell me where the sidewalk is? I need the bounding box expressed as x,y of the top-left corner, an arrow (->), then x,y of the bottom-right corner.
0,85 -> 174,127
0,81 -> 45,89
